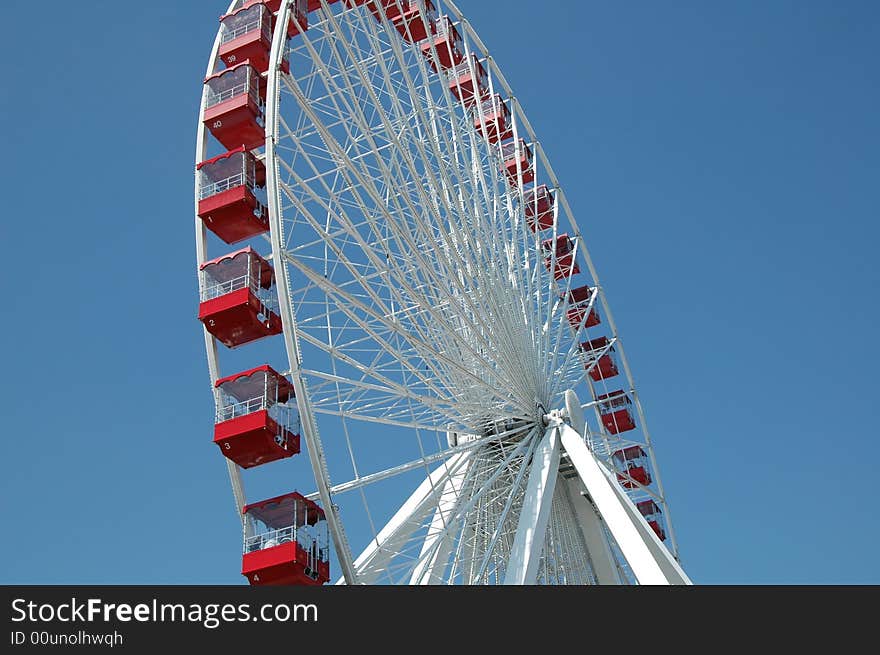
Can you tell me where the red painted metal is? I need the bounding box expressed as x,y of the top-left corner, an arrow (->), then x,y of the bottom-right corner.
473,94 -> 512,144
199,287 -> 283,348
448,54 -> 487,106
566,285 -> 600,329
219,4 -> 273,72
308,0 -> 340,12
203,63 -> 265,151
420,16 -> 463,71
199,246 -> 282,348
197,146 -> 266,186
598,391 -> 636,434
567,306 -> 599,329
617,465 -> 651,488
241,492 -> 330,585
197,148 -> 269,244
199,246 -> 275,287
580,336 -> 619,381
242,541 -> 330,585
612,444 -> 645,461
198,186 -> 269,244
648,520 -> 667,541
602,408 -> 636,434
501,138 -> 534,185
213,366 -> 299,468
243,0 -> 309,35
244,491 -> 326,523
364,1 -> 436,42
214,409 -> 300,468
524,184 -> 554,231
567,285 -> 592,304
541,234 -> 580,280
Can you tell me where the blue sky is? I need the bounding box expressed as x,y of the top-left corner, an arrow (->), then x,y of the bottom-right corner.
0,0 -> 877,584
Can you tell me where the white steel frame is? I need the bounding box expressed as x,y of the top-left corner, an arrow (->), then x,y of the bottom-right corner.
195,0 -> 687,585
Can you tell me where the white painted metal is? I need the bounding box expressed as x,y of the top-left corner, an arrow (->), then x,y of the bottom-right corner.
562,477 -> 621,585
559,423 -> 689,584
503,425 -> 561,585
264,0 -> 359,585
445,0 -> 681,557
195,0 -> 247,518
600,461 -> 692,584
410,461 -> 469,584
344,452 -> 471,584
565,389 -> 586,438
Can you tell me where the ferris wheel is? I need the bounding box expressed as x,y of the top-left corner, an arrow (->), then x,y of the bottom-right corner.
195,0 -> 691,585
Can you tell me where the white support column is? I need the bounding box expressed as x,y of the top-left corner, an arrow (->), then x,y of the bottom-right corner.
503,426 -> 561,585
410,462 -> 468,584
559,424 -> 691,585
600,463 -> 692,585
562,477 -> 621,585
343,453 -> 470,584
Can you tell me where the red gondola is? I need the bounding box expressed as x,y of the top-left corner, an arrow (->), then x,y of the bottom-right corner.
219,4 -> 274,73
565,285 -> 599,329
197,147 -> 268,244
213,365 -> 301,469
198,248 -> 283,348
242,492 -> 330,585
636,500 -> 667,541
242,0 -> 308,36
203,63 -> 266,151
612,445 -> 651,488
501,138 -> 534,185
580,336 -> 619,381
598,391 -> 636,434
473,94 -> 512,144
541,233 -> 580,280
420,16 -> 463,71
524,184 -> 554,232
448,54 -> 488,106
364,1 -> 436,41
309,0 -> 339,11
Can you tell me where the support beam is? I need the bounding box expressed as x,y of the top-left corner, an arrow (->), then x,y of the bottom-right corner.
559,424 -> 690,585
562,477 -> 621,585
601,462 -> 692,584
342,453 -> 471,584
410,461 -> 468,584
503,426 -> 561,585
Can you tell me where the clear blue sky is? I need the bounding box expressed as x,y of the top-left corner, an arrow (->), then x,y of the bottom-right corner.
0,0 -> 877,584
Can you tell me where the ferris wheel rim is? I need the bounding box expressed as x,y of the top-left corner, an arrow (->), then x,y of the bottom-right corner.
195,0 -> 249,519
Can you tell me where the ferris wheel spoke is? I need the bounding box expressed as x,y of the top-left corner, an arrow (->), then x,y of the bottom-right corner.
348,451 -> 473,584
543,241 -> 590,394
323,8 -> 488,227
273,139 -> 534,405
286,16 -> 544,374
275,136 -> 532,395
547,279 -> 598,395
537,481 -> 598,584
405,432 -> 539,583
283,248 -> 536,425
308,432 -> 522,502
302,368 -> 449,410
468,432 -> 535,582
